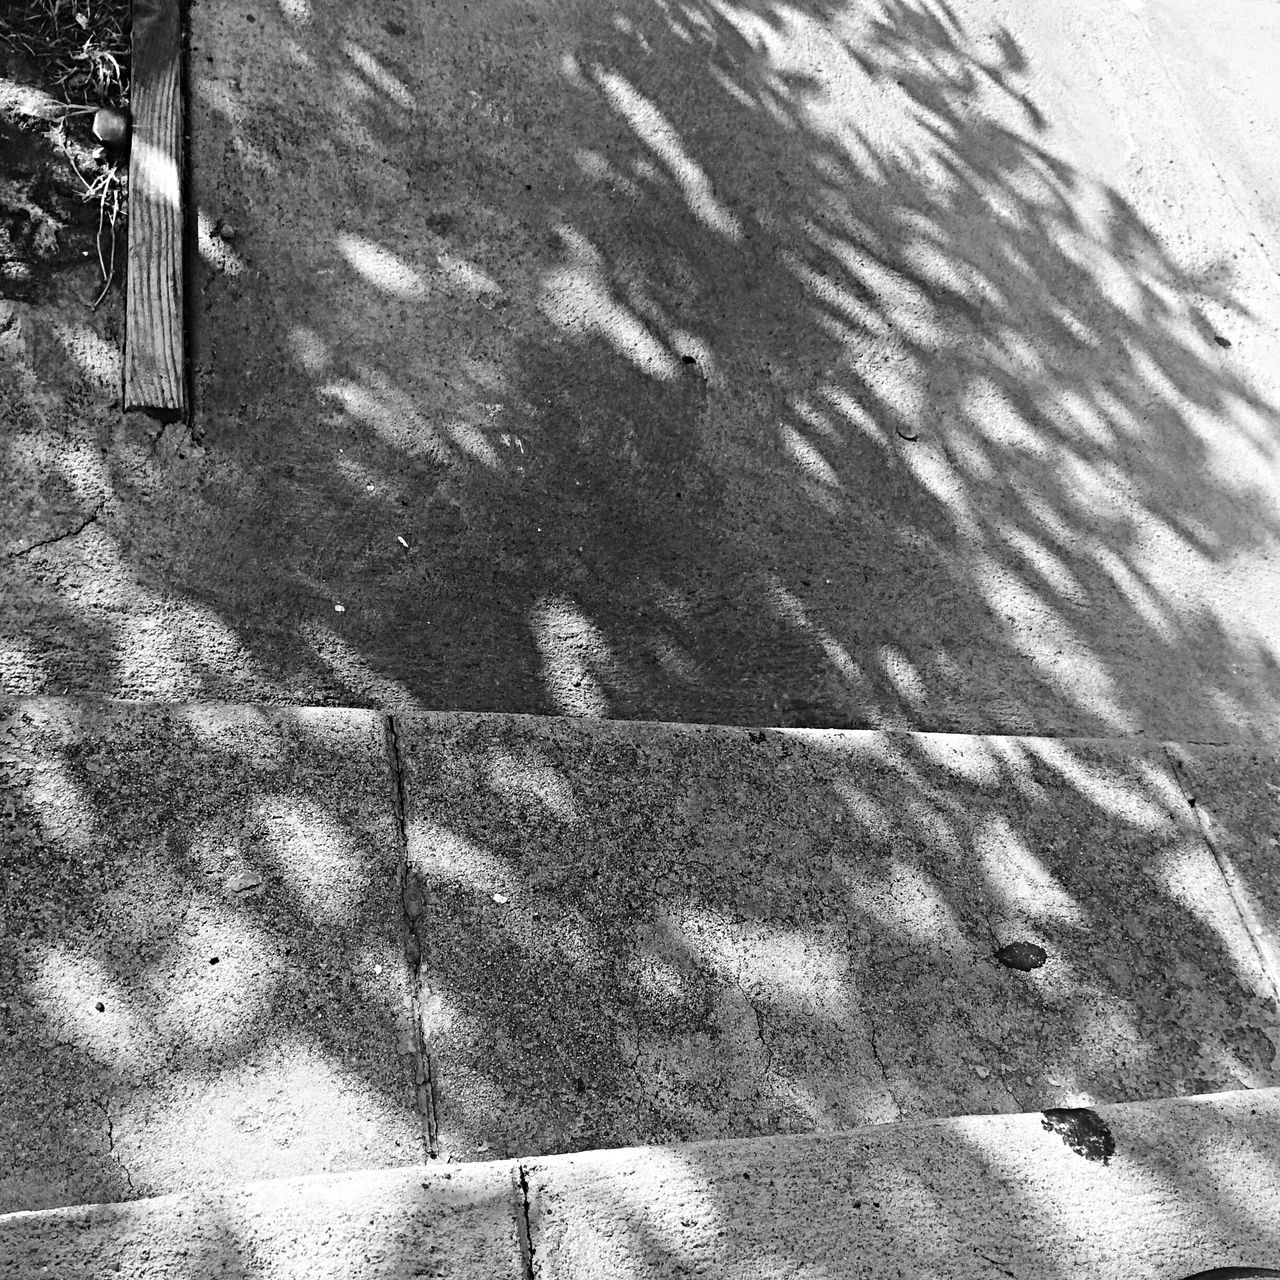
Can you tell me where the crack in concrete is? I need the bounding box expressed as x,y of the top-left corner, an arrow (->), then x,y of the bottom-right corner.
385,713 -> 440,1159
866,1017 -> 903,1121
976,1250 -> 1017,1279
94,1094 -> 134,1194
6,503 -> 104,560
741,984 -> 774,1075
514,1162 -> 537,1280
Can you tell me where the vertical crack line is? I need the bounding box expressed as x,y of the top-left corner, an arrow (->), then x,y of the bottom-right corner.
514,1162 -> 537,1280
96,1095 -> 134,1194
385,713 -> 439,1158
1165,744 -> 1280,1008
867,1018 -> 903,1121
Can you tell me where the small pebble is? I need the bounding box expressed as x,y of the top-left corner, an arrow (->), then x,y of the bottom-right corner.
219,222 -> 237,243
996,941 -> 1048,972
92,106 -> 129,147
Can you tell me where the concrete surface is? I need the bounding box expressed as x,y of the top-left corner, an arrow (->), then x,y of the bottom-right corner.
400,712 -> 1280,1161
1167,743 -> 1280,1007
0,1161 -> 524,1280
0,699 -> 424,1213
526,1087 -> 1280,1280
4,1089 -> 1279,1280
4,0 -> 1280,739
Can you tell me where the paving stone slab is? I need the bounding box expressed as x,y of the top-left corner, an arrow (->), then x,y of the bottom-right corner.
0,698 -> 423,1213
527,1088 -> 1280,1280
0,1161 -> 523,1280
401,713 -> 1280,1160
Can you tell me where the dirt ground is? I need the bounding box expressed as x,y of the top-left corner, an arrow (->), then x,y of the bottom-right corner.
3,0 -> 1280,740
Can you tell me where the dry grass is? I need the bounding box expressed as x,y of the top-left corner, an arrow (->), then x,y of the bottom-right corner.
1,0 -> 131,305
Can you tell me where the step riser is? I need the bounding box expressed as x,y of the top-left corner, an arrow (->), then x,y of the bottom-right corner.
3,1092 -> 1278,1280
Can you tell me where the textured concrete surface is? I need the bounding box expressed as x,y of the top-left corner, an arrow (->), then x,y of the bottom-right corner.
5,1090 -> 1277,1280
527,1088 -> 1280,1280
401,713 -> 1280,1161
0,699 -> 423,1213
1167,743 -> 1280,1008
4,0 -> 1280,739
0,1162 -> 523,1280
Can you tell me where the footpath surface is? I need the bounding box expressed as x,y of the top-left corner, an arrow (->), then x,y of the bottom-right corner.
4,698 -> 1280,1213
2,0 -> 1280,737
5,0 -> 1280,1271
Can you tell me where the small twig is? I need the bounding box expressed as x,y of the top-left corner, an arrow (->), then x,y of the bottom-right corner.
90,183 -> 118,309
94,182 -> 107,280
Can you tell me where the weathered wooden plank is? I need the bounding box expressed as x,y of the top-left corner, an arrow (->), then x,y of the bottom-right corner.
124,0 -> 185,416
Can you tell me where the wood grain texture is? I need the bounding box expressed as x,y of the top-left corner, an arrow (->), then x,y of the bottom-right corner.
124,0 -> 185,415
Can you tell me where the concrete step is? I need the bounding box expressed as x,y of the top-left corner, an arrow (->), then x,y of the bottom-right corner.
2,1089 -> 1279,1279
4,698 -> 1280,1214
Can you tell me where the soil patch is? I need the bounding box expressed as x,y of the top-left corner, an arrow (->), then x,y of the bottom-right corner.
1,1 -> 129,304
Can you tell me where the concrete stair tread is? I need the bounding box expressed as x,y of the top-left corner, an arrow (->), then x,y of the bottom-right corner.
4,697 -> 1280,1215
3,1089 -> 1279,1278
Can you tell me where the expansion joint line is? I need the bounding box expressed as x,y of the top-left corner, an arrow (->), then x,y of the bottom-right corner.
385,713 -> 439,1158
515,1162 -> 537,1280
1164,744 -> 1280,1009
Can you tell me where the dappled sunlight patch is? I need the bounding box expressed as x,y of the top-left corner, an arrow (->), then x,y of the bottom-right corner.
530,593 -> 615,717
844,857 -> 968,950
300,620 -> 419,711
341,41 -> 416,112
179,702 -> 283,760
1156,843 -> 1273,999
146,910 -> 283,1053
672,907 -> 853,1018
483,748 -> 579,823
651,636 -> 703,684
46,317 -> 120,388
27,945 -> 163,1073
978,569 -> 1133,728
286,323 -> 330,372
628,913 -> 701,1009
434,250 -> 505,303
320,369 -> 449,458
195,208 -> 245,276
335,234 -> 427,299
779,423 -> 840,487
876,644 -> 926,711
256,795 -> 371,927
1025,739 -> 1173,830
413,820 -> 515,894
769,580 -> 869,694
540,226 -> 681,379
591,66 -> 742,240
277,0 -> 311,25
574,146 -> 641,198
977,814 -> 1089,927
115,1031 -> 414,1188
0,635 -> 46,688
